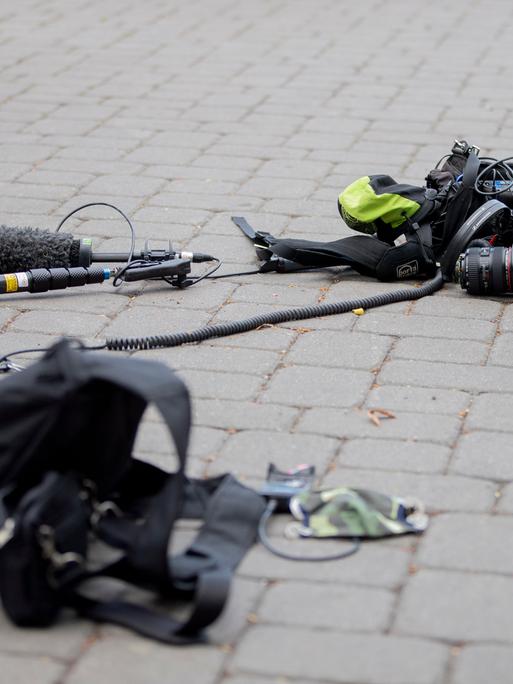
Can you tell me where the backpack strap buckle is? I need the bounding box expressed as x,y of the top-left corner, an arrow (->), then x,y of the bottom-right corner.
37,524 -> 84,572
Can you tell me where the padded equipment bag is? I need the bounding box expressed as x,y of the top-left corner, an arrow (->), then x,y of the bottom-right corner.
0,339 -> 265,644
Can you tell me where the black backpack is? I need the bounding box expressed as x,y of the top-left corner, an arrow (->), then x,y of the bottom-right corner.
0,339 -> 265,644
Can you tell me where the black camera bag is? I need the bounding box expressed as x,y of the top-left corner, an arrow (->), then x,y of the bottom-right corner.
0,339 -> 265,644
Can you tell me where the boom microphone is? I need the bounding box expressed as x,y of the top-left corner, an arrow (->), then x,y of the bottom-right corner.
0,225 -> 214,272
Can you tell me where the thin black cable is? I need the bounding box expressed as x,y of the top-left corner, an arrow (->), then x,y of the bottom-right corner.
112,259 -> 149,287
0,340 -> 106,373
56,201 -> 136,264
206,268 -> 262,279
206,265 -> 337,279
56,202 -> 137,286
187,258 -> 221,285
258,500 -> 360,561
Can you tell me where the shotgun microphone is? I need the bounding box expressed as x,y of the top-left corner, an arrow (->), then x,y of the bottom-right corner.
0,225 -> 215,273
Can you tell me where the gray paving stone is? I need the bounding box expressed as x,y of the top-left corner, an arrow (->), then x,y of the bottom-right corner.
220,677 -> 315,684
65,634 -> 225,684
366,384 -> 470,415
0,306 -> 17,329
82,174 -> 165,197
232,625 -> 448,684
286,330 -> 392,369
102,306 -> 209,338
498,304 -> 513,332
208,327 -> 297,351
322,468 -> 496,513
133,205 -> 211,225
177,369 -> 263,401
135,345 -> 280,376
0,331 -> 59,359
193,399 -> 298,431
262,198 -> 335,217
451,432 -> 513,480
40,158 -> 144,176
261,365 -> 372,408
258,581 -> 395,632
0,610 -> 94,658
135,419 -> 227,464
5,289 -> 130,316
0,180 -> 77,201
339,439 -> 450,474
152,191 -> 262,213
488,332 -> 513,366
355,311 -> 496,342
124,146 -> 198,166
162,179 -> 239,196
231,283 -> 321,306
450,645 -> 513,684
255,159 -> 331,180
207,577 -> 266,645
412,295 -> 502,320
10,308 -> 109,337
0,654 -> 65,684
297,407 -> 460,445
0,143 -> 56,164
417,513 -> 513,574
0,195 -> 59,215
497,482 -> 513,513
193,154 -> 261,171
210,430 -> 338,478
380,359 -> 513,393
239,542 -> 410,589
144,163 -> 249,183
392,336 -> 488,364
395,569 -> 513,642
0,162 -> 32,181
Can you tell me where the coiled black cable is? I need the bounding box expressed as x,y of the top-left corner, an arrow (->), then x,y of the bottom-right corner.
105,270 -> 444,352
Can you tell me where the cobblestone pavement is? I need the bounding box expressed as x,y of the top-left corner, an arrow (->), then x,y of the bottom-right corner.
1,0 -> 513,682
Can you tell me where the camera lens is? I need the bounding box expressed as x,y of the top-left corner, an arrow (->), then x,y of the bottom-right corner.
458,246 -> 513,294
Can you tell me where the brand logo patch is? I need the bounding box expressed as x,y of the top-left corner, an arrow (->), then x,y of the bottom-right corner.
396,260 -> 418,278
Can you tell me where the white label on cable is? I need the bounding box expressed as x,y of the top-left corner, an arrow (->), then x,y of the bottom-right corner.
16,272 -> 29,289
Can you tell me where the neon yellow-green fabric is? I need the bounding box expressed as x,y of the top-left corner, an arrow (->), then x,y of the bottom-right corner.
339,176 -> 421,230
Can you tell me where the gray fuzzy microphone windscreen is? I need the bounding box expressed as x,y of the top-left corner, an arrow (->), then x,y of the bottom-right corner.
0,226 -> 80,273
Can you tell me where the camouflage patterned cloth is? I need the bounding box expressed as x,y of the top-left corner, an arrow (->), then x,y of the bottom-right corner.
288,487 -> 428,539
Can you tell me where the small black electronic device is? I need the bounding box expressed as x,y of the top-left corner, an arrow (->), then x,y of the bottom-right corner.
259,463 -> 316,511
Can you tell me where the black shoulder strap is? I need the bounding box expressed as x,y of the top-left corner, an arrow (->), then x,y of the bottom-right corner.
441,151 -> 480,247
71,475 -> 265,644
89,357 -> 191,582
